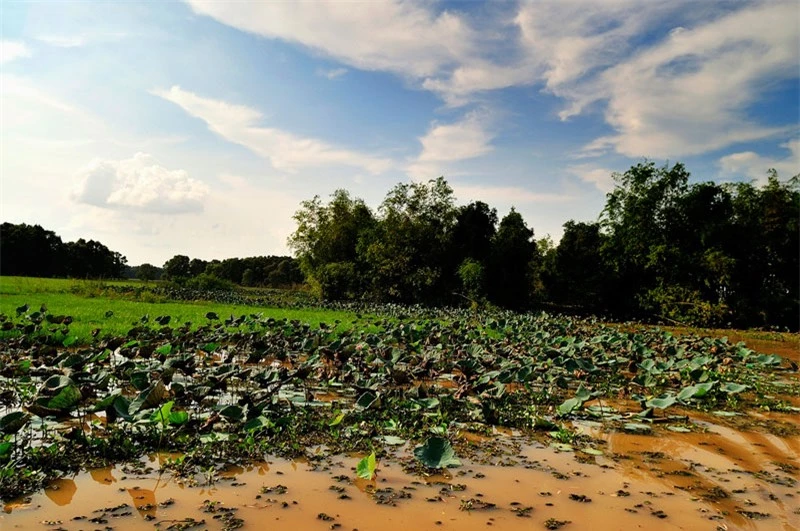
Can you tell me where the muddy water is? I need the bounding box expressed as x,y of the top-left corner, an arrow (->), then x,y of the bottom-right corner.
4,422 -> 799,531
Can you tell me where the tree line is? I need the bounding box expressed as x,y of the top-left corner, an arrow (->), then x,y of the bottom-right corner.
0,223 -> 127,279
0,223 -> 303,290
159,254 -> 303,289
289,163 -> 799,329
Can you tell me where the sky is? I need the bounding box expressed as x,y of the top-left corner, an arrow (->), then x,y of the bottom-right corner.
1,0 -> 798,267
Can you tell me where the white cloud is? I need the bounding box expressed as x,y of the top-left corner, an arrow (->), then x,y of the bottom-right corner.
1,40 -> 31,64
317,67 -> 348,80
67,172 -> 299,265
73,153 -> 209,213
407,111 -> 494,179
185,0 -> 473,79
153,85 -> 392,174
1,74 -> 88,121
186,0 -> 799,160
568,1 -> 799,158
718,139 -> 800,182
567,164 -> 617,194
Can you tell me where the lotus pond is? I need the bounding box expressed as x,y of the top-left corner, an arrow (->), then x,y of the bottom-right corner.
1,298 -> 798,529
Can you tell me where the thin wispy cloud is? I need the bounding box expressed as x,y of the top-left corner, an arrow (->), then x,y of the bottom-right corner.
317,67 -> 348,80
152,86 -> 393,174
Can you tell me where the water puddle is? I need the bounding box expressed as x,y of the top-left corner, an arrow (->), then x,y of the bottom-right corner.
4,420 -> 798,530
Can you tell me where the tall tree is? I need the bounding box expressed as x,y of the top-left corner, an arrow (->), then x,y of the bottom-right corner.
288,189 -> 375,299
361,177 -> 457,303
0,223 -> 67,277
486,209 -> 538,310
601,161 -> 690,317
543,221 -> 609,309
725,172 -> 799,328
163,255 -> 191,281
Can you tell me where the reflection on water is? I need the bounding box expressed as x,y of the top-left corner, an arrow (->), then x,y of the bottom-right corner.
89,466 -> 117,486
2,423 -> 798,530
44,478 -> 77,506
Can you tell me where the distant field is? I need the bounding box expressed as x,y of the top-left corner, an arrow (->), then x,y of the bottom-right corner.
0,276 -> 357,341
0,276 -> 152,294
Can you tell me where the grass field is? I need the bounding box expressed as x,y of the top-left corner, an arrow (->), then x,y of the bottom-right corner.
0,276 -> 357,341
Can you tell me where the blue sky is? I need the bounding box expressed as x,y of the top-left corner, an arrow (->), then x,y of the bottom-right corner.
2,0 -> 798,266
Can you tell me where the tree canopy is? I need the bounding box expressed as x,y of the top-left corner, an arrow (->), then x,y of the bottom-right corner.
0,223 -> 126,279
289,165 -> 799,329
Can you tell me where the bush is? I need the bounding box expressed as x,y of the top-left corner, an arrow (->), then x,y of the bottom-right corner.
185,273 -> 235,291
641,285 -> 729,327
317,262 -> 357,300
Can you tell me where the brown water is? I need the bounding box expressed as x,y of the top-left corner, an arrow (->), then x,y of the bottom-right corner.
4,421 -> 798,531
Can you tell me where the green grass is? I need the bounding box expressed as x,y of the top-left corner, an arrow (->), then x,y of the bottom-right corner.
0,276 -> 358,341
0,275 -> 156,295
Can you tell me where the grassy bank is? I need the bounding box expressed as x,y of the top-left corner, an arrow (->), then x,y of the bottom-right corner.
0,276 -> 357,341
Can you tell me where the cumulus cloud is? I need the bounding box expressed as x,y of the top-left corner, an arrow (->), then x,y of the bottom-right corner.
152,85 -> 392,174
73,153 -> 209,213
407,111 -> 494,179
1,40 -> 31,64
718,139 -> 800,182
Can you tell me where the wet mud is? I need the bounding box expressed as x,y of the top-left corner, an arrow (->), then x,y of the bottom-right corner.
4,417 -> 798,531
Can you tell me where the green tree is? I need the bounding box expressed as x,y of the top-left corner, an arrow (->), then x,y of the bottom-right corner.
0,223 -> 67,277
136,263 -> 160,281
163,254 -> 191,281
66,239 -> 127,279
725,171 -> 799,328
189,258 -> 208,277
449,201 -> 497,262
486,208 -> 538,310
362,177 -> 457,302
543,221 -> 609,310
288,189 -> 375,299
457,258 -> 485,301
601,161 -> 690,317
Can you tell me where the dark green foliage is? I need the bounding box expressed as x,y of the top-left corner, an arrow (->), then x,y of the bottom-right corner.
362,178 -> 458,303
287,167 -> 798,328
163,254 -> 303,288
288,189 -> 374,298
185,273 -> 236,291
162,254 -> 191,281
0,223 -> 126,279
541,221 -> 608,310
134,263 -> 162,281
598,163 -> 798,328
450,201 -> 497,263
486,208 -> 539,310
